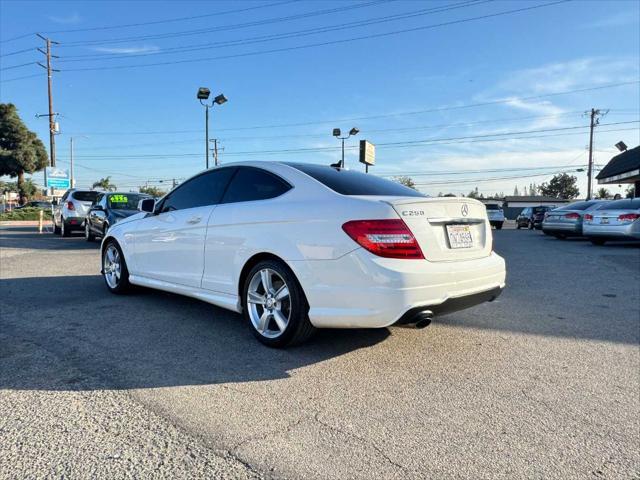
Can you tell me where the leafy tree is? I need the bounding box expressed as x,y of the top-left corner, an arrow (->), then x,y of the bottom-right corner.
392,176 -> 416,190
92,176 -> 117,191
513,186 -> 519,196
139,185 -> 165,197
595,188 -> 611,199
538,173 -> 580,199
0,180 -> 17,193
0,103 -> 48,204
443,193 -> 456,197
467,187 -> 480,199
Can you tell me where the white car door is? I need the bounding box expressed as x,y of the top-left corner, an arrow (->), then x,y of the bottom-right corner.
201,166 -> 293,295
133,168 -> 236,288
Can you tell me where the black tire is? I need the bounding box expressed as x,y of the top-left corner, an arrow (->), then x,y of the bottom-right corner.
61,219 -> 70,237
102,240 -> 132,294
495,222 -> 503,230
590,238 -> 606,246
242,259 -> 315,348
85,222 -> 96,242
516,223 -> 521,229
554,233 -> 567,240
528,221 -> 534,230
53,220 -> 61,235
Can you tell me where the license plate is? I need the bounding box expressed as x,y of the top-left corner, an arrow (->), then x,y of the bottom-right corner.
446,224 -> 474,249
601,217 -> 609,224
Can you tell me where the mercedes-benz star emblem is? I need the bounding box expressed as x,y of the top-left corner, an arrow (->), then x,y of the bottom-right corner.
461,204 -> 469,217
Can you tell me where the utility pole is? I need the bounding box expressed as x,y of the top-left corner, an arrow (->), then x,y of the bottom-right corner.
37,34 -> 59,168
70,137 -> 74,188
213,138 -> 218,166
586,108 -> 607,200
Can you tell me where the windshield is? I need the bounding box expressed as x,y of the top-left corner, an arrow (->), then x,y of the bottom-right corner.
285,163 -> 424,197
107,193 -> 147,210
533,207 -> 550,213
485,204 -> 501,210
72,191 -> 99,203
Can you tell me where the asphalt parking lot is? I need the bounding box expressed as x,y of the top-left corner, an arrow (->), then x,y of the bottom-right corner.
1,225 -> 639,479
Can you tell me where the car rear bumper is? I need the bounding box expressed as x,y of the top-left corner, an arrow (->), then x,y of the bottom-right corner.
542,221 -> 581,234
63,216 -> 86,229
583,223 -> 640,239
288,250 -> 506,329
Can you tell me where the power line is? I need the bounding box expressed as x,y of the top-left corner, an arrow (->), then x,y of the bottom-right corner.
0,47 -> 36,58
58,0 -> 394,47
413,168 -> 586,186
56,0 -> 488,62
59,1 -> 571,72
45,1 -> 299,34
67,122 -> 639,159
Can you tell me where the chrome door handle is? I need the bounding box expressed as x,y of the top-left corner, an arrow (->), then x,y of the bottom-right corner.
186,216 -> 202,224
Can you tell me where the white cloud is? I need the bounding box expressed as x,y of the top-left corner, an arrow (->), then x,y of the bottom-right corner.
92,45 -> 160,55
583,11 -> 640,29
49,13 -> 82,25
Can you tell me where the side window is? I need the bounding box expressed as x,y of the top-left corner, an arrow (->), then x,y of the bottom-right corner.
61,191 -> 69,201
99,194 -> 107,208
221,167 -> 291,204
160,167 -> 236,213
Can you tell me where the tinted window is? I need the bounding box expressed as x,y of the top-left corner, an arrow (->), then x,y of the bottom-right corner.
605,198 -> 640,209
221,167 -> 291,204
533,206 -> 550,213
561,201 -> 598,211
161,168 -> 236,212
485,204 -> 500,210
286,163 -> 424,197
72,191 -> 99,202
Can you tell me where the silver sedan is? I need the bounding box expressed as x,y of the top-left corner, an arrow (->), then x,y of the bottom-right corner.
542,200 -> 611,239
583,198 -> 640,245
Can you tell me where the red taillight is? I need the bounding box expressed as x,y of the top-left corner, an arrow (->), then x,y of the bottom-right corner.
618,213 -> 639,222
67,201 -> 75,211
584,214 -> 593,221
565,212 -> 579,219
342,219 -> 424,259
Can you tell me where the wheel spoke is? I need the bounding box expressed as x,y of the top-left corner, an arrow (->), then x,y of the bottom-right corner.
260,269 -> 273,293
272,310 -> 288,332
274,285 -> 289,301
248,291 -> 266,305
106,249 -> 114,263
258,311 -> 270,333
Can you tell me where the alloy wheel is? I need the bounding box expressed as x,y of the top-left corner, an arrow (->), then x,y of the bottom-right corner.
103,244 -> 122,289
246,268 -> 291,339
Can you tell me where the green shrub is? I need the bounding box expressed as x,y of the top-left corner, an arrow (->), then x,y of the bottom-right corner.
0,207 -> 53,221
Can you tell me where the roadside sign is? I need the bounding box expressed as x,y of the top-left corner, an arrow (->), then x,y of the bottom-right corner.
46,167 -> 70,190
359,140 -> 375,166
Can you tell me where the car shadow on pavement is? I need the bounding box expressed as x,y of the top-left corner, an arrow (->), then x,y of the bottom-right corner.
0,274 -> 389,392
0,227 -> 98,251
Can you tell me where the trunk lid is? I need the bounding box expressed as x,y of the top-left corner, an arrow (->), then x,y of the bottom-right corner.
385,197 -> 491,262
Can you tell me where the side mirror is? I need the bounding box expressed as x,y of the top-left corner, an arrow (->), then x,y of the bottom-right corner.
92,205 -> 104,211
139,198 -> 155,213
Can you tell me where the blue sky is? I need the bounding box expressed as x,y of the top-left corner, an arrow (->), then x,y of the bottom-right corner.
1,0 -> 639,196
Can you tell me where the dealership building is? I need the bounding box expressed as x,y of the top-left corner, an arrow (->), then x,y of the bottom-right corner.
596,145 -> 640,197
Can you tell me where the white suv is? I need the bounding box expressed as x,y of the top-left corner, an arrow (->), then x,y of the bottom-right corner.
485,203 -> 505,229
53,189 -> 100,237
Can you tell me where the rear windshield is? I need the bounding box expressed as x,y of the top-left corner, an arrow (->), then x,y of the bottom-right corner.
285,163 -> 424,197
561,201 -> 599,211
485,204 -> 501,210
533,206 -> 550,213
604,198 -> 640,210
71,191 -> 99,202
107,193 -> 147,210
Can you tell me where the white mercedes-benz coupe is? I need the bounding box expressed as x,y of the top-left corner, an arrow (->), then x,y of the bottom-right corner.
101,162 -> 506,347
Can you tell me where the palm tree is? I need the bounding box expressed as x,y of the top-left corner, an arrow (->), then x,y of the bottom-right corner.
92,176 -> 117,192
595,188 -> 610,199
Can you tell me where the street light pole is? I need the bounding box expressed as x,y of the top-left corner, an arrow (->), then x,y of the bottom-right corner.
70,137 -> 74,188
197,87 -> 227,170
205,104 -> 210,169
332,127 -> 359,168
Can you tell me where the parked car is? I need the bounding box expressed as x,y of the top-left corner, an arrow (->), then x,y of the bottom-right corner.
52,189 -> 100,237
85,192 -> 151,242
100,162 -> 506,347
542,200 -> 611,238
583,198 -> 640,245
516,206 -> 553,230
484,203 -> 504,229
